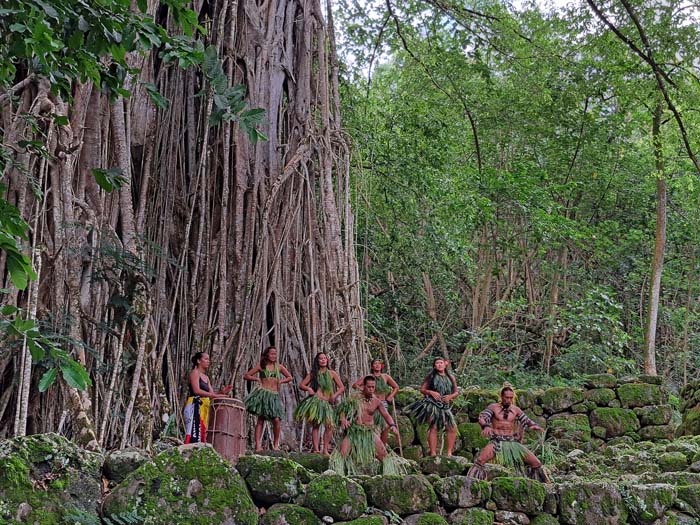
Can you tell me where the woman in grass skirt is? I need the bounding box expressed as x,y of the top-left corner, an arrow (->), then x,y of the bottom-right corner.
406,357 -> 459,455
243,346 -> 292,451
294,352 -> 344,454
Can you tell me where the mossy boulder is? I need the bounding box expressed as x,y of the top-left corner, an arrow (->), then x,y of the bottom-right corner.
676,406 -> 700,437
396,388 -> 423,408
337,518 -> 388,525
590,408 -> 640,438
404,445 -> 425,461
387,415 -> 416,450
287,452 -> 329,473
658,452 -> 689,472
304,473 -> 366,521
103,447 -> 150,484
584,388 -> 617,406
261,504 -> 321,525
633,405 -> 674,426
433,476 -> 490,508
448,507 -> 494,525
541,388 -> 584,414
0,432 -> 103,525
458,423 -> 489,452
494,510 -> 530,525
571,401 -> 596,414
404,512 -> 449,525
514,390 -> 543,410
585,374 -> 618,389
530,515 -> 559,525
559,482 -> 627,525
617,383 -> 664,409
490,477 -> 545,514
102,444 -> 258,525
637,374 -> 663,385
420,455 -> 470,476
462,390 -> 499,420
676,485 -> 700,513
364,474 -> 437,515
236,453 -> 311,504
547,414 -> 591,442
623,484 -> 675,525
639,425 -> 676,441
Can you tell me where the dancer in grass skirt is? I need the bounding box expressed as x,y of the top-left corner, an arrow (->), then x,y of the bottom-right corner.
331,375 -> 407,476
466,385 -> 550,483
184,352 -> 232,443
243,346 -> 293,451
406,357 -> 459,455
294,352 -> 344,454
352,358 -> 399,445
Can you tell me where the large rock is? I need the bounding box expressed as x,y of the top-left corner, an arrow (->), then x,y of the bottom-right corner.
363,475 -> 437,516
448,508 -> 494,525
102,444 -> 258,525
396,388 -> 423,408
494,510 -> 530,525
677,405 -> 700,437
0,433 -> 103,524
103,447 -> 150,484
633,405 -> 674,426
433,476 -> 490,508
676,485 -> 700,513
236,453 -> 312,505
547,414 -> 592,442
530,516 -> 559,525
617,383 -> 664,408
287,452 -> 328,473
584,388 -> 617,406
458,423 -> 489,452
585,374 -> 618,389
404,512 -> 449,525
420,456 -> 470,477
541,388 -> 584,414
623,484 -> 676,525
590,408 -> 640,438
639,425 -> 676,441
304,473 -> 366,521
462,390 -> 499,420
514,390 -> 543,410
337,518 -> 388,525
559,482 -> 627,525
658,452 -> 689,472
490,477 -> 546,514
261,504 -> 321,525
387,415 -> 416,450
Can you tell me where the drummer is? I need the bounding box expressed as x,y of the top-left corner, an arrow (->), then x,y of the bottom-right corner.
184,352 -> 233,443
243,346 -> 293,451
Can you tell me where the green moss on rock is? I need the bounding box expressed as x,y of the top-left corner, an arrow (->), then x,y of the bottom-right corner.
585,375 -> 618,389
102,444 -> 258,525
396,388 -> 423,408
559,482 -> 627,525
530,515 -> 559,525
337,517 -> 387,525
0,433 -> 103,525
404,512 -> 448,525
676,485 -> 700,513
623,484 -> 676,525
633,405 -> 674,426
363,474 -> 437,516
658,451 -> 689,472
261,503 -> 320,525
419,456 -> 470,476
547,414 -> 591,442
404,446 -> 425,461
584,388 -> 617,406
590,408 -> 640,438
462,390 -> 499,420
458,423 -> 489,452
617,383 -> 664,408
237,454 -> 311,504
490,477 -> 545,514
305,473 -> 367,521
387,415 -> 416,450
433,476 -> 490,508
287,452 -> 329,473
541,387 -> 584,414
639,425 -> 676,441
448,507 -> 494,525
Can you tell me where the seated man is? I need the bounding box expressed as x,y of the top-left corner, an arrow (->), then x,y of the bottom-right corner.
331,375 -> 402,476
467,386 -> 550,483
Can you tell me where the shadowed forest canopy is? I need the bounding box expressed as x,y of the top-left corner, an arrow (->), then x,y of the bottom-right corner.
1,0 -> 700,449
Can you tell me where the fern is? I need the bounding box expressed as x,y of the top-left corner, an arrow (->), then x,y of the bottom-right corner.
62,507 -> 101,525
102,510 -> 144,525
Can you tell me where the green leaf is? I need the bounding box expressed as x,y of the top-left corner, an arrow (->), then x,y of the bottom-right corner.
39,368 -> 58,392
0,305 -> 18,316
142,82 -> 169,109
60,361 -> 91,390
137,0 -> 148,13
92,168 -> 128,192
28,339 -> 45,361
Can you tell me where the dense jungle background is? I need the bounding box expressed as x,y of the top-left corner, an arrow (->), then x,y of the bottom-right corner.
1,0 -> 700,450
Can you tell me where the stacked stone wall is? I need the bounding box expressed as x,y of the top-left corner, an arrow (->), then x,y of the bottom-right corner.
678,380 -> 700,437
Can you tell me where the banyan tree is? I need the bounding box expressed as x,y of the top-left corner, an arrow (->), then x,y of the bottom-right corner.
0,0 -> 366,449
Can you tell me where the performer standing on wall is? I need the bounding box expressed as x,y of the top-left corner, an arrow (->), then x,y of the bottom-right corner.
184,352 -> 232,443
352,358 -> 399,444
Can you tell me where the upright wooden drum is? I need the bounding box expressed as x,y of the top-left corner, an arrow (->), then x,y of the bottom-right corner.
206,398 -> 246,463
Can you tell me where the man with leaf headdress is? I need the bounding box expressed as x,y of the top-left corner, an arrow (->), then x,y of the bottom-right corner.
467,385 -> 551,483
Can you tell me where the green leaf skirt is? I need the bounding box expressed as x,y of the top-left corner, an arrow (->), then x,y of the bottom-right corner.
293,395 -> 337,427
244,387 -> 283,420
405,396 -> 457,431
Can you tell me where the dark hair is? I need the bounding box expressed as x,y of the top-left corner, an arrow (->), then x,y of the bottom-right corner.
260,346 -> 276,368
371,358 -> 384,366
423,357 -> 456,392
310,352 -> 329,391
191,352 -> 205,369
500,386 -> 514,396
363,375 -> 377,385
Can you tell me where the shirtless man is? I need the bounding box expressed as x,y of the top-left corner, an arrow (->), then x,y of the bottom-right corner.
339,376 -> 398,463
352,358 -> 399,444
466,386 -> 550,483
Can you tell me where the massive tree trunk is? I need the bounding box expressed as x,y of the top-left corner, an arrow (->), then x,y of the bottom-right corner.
0,0 -> 366,448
